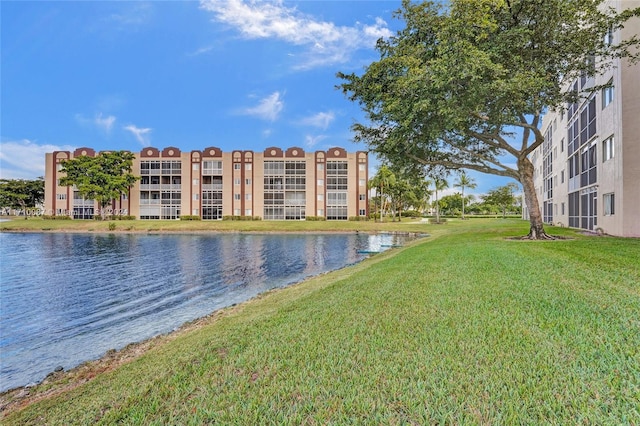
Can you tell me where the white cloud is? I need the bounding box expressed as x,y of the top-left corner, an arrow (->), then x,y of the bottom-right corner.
187,45 -> 215,56
75,113 -> 117,134
124,125 -> 152,146
242,91 -> 284,122
200,0 -> 392,70
95,113 -> 116,133
304,134 -> 327,148
0,139 -> 75,180
106,2 -> 153,30
299,111 -> 335,130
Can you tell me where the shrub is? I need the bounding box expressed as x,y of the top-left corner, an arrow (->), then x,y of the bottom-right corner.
348,216 -> 368,221
42,215 -> 72,220
305,216 -> 326,221
108,222 -> 117,231
179,215 -> 201,221
107,215 -> 137,221
401,210 -> 422,218
223,215 -> 262,221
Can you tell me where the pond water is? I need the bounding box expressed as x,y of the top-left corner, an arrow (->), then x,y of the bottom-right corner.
0,232 -> 417,391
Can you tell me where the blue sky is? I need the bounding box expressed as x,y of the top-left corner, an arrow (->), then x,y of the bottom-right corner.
1,0 -> 514,196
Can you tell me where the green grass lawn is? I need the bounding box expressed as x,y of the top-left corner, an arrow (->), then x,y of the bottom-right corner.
0,216 -> 432,234
2,219 -> 639,424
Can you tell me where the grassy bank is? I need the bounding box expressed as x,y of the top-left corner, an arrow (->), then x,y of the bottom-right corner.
2,219 -> 639,424
0,216 -> 431,234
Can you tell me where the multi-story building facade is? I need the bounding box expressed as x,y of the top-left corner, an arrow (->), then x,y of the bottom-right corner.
44,146 -> 369,221
527,0 -> 640,237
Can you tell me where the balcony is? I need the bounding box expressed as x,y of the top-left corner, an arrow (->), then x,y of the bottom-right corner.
139,184 -> 161,190
202,184 -> 223,191
161,184 -> 181,190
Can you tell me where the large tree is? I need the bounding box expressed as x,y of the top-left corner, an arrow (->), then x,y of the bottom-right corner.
483,183 -> 520,219
339,0 -> 640,239
0,177 -> 44,210
59,151 -> 138,219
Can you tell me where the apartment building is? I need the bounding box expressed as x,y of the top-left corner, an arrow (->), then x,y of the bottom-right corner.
44,146 -> 369,221
527,1 -> 640,237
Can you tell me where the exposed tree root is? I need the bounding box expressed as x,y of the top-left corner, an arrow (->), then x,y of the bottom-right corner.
523,231 -> 558,240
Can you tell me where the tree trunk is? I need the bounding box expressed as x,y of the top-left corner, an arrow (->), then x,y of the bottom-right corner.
519,157 -> 554,240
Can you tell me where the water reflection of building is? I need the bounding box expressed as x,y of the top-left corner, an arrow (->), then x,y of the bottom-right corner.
44,146 -> 368,221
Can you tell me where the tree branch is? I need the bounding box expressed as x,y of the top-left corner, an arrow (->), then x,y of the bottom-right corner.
405,152 -> 519,180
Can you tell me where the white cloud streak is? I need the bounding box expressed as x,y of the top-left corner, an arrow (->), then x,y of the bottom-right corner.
124,124 -> 152,146
0,139 -> 75,180
242,91 -> 284,121
75,113 -> 117,134
299,111 -> 335,130
200,0 -> 392,70
304,134 -> 327,148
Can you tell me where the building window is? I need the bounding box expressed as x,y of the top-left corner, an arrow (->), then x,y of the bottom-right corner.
245,194 -> 252,201
604,193 -> 615,216
203,161 -> 222,175
359,209 -> 366,216
234,178 -> 241,185
192,163 -> 200,171
245,209 -> 252,216
561,202 -> 565,215
56,193 -> 67,200
604,25 -> 614,45
317,164 -> 324,171
245,164 -> 252,171
359,179 -> 366,187
193,193 -> 199,200
568,96 -> 596,156
317,179 -> 324,186
245,179 -> 251,185
234,193 -> 241,201
193,178 -> 199,186
234,163 -> 241,170
560,138 -> 564,153
317,194 -> 324,201
602,80 -> 614,109
317,209 -> 324,216
192,209 -> 199,215
603,135 -> 614,162
234,209 -> 241,216
359,194 -> 366,201
359,164 -> 366,172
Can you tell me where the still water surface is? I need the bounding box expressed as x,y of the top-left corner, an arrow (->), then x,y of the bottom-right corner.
0,232 -> 415,391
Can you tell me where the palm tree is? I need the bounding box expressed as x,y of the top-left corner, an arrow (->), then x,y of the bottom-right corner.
454,170 -> 477,220
368,165 -> 396,222
432,176 -> 449,223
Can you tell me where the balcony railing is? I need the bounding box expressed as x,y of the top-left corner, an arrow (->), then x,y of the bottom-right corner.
139,184 -> 161,190
202,184 -> 223,191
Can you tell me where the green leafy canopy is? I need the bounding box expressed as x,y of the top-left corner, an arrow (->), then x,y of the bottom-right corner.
59,151 -> 139,214
0,178 -> 45,209
339,0 -> 640,238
